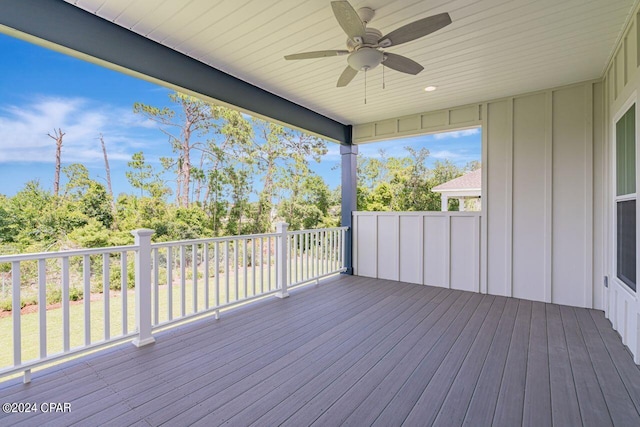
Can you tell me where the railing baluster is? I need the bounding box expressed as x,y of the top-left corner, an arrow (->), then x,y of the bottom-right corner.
259,237 -> 264,294
121,252 -> 127,335
153,248 -> 159,325
268,237 -> 272,291
288,235 -> 292,286
314,231 -> 318,278
192,243 -> 198,314
328,230 -> 333,272
38,259 -> 47,359
234,239 -> 239,301
83,255 -> 91,346
252,238 -> 256,296
62,256 -> 70,351
323,231 -> 327,274
225,240 -> 230,304
307,232 -> 312,280
215,242 -> 219,308
167,247 -> 173,322
204,243 -> 210,310
300,233 -> 304,282
243,238 -> 248,298
103,253 -> 110,341
294,234 -> 298,284
180,245 -> 186,317
327,231 -> 333,272
340,229 -> 347,269
12,261 -> 21,367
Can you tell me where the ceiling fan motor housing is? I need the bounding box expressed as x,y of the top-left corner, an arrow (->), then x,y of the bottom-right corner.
346,28 -> 383,50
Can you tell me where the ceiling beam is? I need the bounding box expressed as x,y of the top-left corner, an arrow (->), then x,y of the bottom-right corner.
0,0 -> 351,144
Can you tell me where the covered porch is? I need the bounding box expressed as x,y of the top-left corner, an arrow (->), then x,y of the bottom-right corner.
1,0 -> 640,425
1,274 -> 639,426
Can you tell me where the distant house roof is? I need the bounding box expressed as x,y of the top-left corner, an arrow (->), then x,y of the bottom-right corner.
432,169 -> 482,192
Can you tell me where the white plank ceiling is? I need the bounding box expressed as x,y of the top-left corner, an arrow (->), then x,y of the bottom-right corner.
66,0 -> 635,125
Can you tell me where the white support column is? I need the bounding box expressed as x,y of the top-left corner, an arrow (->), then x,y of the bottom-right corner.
276,222 -> 289,298
458,198 -> 466,212
131,228 -> 156,347
441,194 -> 449,211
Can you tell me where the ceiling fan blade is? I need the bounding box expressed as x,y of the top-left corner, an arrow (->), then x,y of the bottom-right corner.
337,66 -> 358,87
382,53 -> 424,75
378,12 -> 451,47
285,50 -> 349,60
331,1 -> 365,41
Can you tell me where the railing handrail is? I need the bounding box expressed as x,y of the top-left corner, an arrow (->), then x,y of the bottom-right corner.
0,227 -> 351,262
0,244 -> 139,263
288,226 -> 348,236
149,232 -> 279,248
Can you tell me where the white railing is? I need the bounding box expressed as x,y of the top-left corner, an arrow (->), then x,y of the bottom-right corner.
0,224 -> 348,382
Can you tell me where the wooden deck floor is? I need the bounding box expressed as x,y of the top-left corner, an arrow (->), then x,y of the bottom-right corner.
1,275 -> 640,426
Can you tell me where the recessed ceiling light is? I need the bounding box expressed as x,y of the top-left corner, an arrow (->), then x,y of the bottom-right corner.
424,86 -> 437,92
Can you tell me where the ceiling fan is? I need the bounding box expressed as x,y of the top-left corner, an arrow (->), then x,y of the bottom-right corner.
284,1 -> 452,87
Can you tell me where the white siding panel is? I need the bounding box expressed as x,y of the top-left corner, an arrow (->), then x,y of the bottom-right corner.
512,93 -> 547,301
450,216 -> 478,292
592,82 -> 605,311
355,215 -> 376,278
424,216 -> 448,287
377,215 -> 399,281
399,215 -> 422,284
486,100 -> 511,296
552,85 -> 588,307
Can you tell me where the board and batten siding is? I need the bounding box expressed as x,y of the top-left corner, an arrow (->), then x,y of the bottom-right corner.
352,212 -> 481,293
352,80 -> 604,312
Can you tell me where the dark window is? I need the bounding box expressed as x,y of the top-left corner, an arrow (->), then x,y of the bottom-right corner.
617,104 -> 636,196
617,201 -> 636,291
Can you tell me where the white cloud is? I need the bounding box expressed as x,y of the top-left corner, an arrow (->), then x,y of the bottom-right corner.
323,144 -> 341,161
430,150 -> 461,159
0,96 -> 158,164
433,128 -> 480,140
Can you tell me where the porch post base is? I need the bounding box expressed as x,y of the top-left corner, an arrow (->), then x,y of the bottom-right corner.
275,291 -> 289,299
132,336 -> 156,347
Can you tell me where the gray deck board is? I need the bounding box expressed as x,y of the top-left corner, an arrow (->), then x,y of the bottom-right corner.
547,303 -> 583,426
492,299 -> 532,426
590,309 -> 640,414
370,293 -> 484,426
463,297 -> 519,426
575,308 -> 640,426
522,301 -> 551,427
432,296 -> 507,426
1,275 -> 639,427
560,305 -> 612,427
337,291 -> 473,427
403,295 -> 498,426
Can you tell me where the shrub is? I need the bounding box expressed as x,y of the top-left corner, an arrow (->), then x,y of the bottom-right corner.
46,285 -> 83,305
69,287 -> 83,301
47,286 -> 62,305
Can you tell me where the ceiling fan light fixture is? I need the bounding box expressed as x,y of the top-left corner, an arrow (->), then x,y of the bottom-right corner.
347,47 -> 384,71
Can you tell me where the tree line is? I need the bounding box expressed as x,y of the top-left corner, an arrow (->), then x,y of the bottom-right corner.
0,91 -> 477,255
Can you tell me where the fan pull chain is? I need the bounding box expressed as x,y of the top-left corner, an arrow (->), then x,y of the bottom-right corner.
364,69 -> 367,105
383,65 -> 385,89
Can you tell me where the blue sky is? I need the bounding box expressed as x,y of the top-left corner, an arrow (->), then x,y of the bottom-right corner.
0,34 -> 480,197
